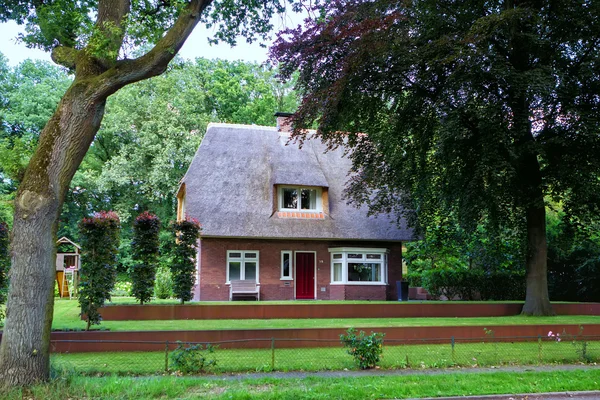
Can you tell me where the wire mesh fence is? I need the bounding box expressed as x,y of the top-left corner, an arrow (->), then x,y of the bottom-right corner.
50,335 -> 600,376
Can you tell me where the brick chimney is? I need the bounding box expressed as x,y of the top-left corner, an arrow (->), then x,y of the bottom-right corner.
275,112 -> 294,133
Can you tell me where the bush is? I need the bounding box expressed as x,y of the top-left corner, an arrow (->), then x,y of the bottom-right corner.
170,218 -> 201,304
405,271 -> 422,288
130,212 -> 160,304
154,266 -> 173,299
420,268 -> 525,301
340,328 -> 385,369
169,341 -> 217,374
111,280 -> 132,297
78,211 -> 120,330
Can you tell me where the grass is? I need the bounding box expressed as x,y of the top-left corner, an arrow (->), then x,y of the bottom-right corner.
2,368 -> 600,399
52,299 -> 600,331
50,339 -> 600,375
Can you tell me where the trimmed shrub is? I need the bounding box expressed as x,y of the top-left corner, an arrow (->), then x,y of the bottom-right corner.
0,222 -> 9,321
78,211 -> 120,330
420,268 -> 525,301
154,266 -> 173,299
340,328 -> 385,369
130,212 -> 160,304
170,218 -> 201,304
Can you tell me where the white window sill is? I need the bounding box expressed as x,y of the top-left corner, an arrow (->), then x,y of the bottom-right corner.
225,282 -> 261,285
280,277 -> 293,281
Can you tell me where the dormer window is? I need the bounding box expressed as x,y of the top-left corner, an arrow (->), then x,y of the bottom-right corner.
278,186 -> 322,212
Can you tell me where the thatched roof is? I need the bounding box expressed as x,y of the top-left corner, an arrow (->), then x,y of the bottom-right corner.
181,123 -> 412,241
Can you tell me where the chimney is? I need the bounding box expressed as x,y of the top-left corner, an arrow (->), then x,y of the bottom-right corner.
275,112 -> 294,133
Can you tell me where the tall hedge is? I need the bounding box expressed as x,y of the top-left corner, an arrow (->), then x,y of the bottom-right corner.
418,268 -> 526,301
131,212 -> 160,305
78,211 -> 120,330
0,222 -> 9,320
170,218 -> 201,304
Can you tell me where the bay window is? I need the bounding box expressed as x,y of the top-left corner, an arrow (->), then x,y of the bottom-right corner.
329,248 -> 388,284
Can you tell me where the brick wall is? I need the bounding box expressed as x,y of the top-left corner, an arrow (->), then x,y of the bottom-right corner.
198,238 -> 403,301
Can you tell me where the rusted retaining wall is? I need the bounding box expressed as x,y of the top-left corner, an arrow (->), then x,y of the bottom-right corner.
94,302 -> 600,321
22,324 -> 600,353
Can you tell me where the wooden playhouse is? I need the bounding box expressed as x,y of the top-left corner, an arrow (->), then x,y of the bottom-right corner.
55,237 -> 81,299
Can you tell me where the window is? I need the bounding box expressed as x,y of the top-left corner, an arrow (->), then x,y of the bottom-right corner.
329,248 -> 388,284
279,186 -> 322,212
281,251 -> 293,280
227,251 -> 259,283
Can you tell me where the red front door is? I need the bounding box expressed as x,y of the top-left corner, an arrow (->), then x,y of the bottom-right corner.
295,252 -> 315,299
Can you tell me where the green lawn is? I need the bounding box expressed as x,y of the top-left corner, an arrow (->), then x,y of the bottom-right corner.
52,298 -> 600,331
50,340 -> 600,375
3,369 -> 600,399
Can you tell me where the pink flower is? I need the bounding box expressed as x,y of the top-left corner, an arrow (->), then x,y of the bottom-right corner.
548,331 -> 553,337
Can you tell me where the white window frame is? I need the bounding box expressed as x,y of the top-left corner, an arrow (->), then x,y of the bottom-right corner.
226,250 -> 260,284
281,251 -> 293,280
328,247 -> 388,285
278,186 -> 323,212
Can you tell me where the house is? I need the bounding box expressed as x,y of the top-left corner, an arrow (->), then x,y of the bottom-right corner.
177,113 -> 412,301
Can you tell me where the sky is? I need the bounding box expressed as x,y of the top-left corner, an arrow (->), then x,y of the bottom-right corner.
0,16 -> 300,66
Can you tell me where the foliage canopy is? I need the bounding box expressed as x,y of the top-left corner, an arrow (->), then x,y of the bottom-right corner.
272,0 -> 600,314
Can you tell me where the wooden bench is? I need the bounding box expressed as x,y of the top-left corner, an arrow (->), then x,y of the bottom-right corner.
229,280 -> 260,301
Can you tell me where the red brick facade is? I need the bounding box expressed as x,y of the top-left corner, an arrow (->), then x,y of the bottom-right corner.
196,238 -> 403,301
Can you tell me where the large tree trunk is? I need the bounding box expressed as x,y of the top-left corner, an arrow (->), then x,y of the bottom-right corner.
522,204 -> 554,316
0,82 -> 106,386
0,1 -> 209,386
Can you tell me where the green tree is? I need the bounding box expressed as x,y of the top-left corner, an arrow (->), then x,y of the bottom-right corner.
273,0 -> 600,315
130,212 -> 161,305
0,0 -> 308,386
78,211 -> 120,331
170,219 -> 201,304
0,56 -> 71,225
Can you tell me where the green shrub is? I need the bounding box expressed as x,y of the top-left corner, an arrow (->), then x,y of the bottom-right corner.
130,212 -> 160,304
154,266 -> 173,299
340,328 -> 385,369
170,218 -> 201,304
169,341 -> 217,374
78,211 -> 120,330
405,271 -> 422,287
420,268 -> 525,300
111,280 -> 132,296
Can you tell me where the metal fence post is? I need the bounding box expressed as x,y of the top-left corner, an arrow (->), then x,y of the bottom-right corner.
271,338 -> 275,371
165,340 -> 169,372
538,335 -> 542,365
451,336 -> 455,364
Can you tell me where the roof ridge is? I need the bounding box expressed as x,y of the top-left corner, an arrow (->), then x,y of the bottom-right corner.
206,122 -> 318,136
206,122 -> 277,131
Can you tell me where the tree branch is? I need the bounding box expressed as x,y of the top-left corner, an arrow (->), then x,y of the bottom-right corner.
51,46 -> 80,70
87,0 -> 131,67
92,0 -> 212,100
